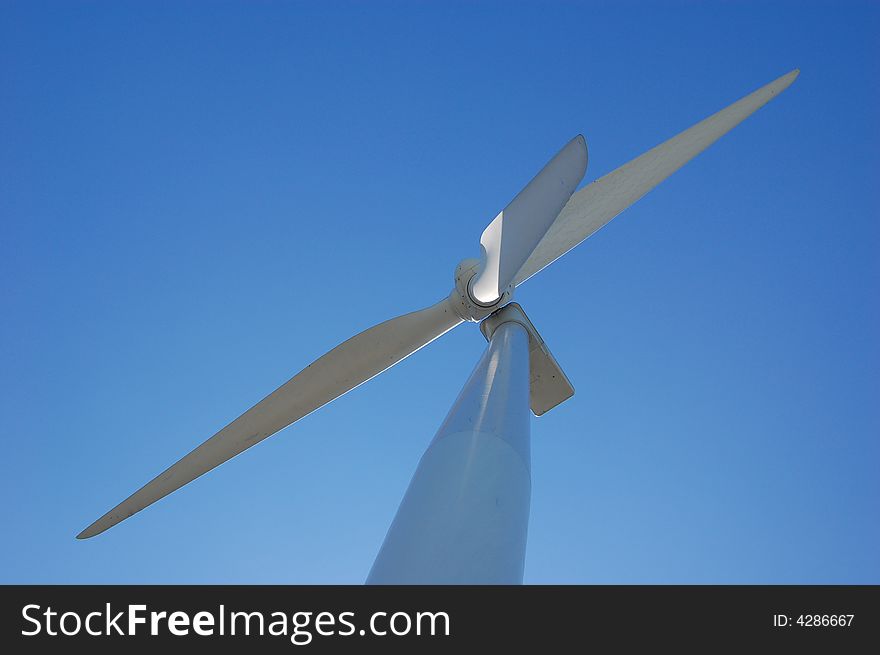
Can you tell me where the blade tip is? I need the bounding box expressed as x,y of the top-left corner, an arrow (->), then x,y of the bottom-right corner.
778,68 -> 800,90
76,522 -> 103,540
572,134 -> 588,174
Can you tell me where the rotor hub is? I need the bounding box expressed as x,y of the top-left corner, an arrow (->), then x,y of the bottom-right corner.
449,258 -> 513,322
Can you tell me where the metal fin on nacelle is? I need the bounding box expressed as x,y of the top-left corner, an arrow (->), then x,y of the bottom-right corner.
480,303 -> 574,416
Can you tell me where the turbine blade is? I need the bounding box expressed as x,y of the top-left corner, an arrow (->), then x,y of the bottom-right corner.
514,69 -> 799,285
77,297 -> 463,539
470,135 -> 587,304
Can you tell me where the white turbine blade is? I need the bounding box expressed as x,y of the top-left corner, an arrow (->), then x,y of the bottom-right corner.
514,69 -> 799,285
78,297 -> 464,539
470,135 -> 587,304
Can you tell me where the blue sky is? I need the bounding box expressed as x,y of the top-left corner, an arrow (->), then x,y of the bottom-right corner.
1,1 -> 877,583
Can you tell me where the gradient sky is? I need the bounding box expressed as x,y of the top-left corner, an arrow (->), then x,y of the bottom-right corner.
2,1 -> 878,584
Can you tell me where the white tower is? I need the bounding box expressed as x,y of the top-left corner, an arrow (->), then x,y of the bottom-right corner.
368,304 -> 572,584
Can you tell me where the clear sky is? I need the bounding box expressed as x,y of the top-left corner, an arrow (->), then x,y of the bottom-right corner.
2,1 -> 878,584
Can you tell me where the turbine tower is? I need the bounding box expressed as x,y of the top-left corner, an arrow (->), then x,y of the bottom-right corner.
78,70 -> 799,584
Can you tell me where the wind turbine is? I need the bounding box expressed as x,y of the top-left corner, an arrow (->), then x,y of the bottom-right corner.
78,70 -> 799,584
